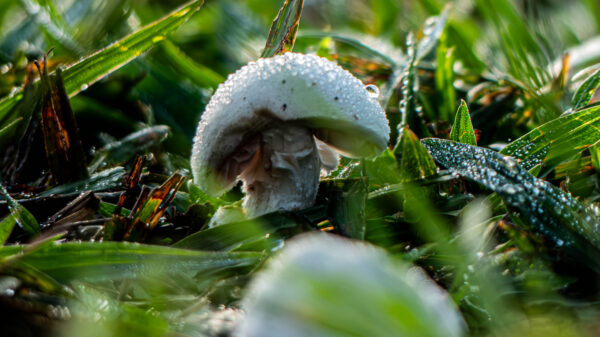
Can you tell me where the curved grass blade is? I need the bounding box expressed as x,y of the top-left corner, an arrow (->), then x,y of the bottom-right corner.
158,40 -> 224,89
40,167 -> 126,197
571,68 -> 600,110
500,105 -> 600,171
0,241 -> 261,283
261,0 -> 304,57
89,125 -> 170,171
0,117 -> 23,143
0,184 -> 39,235
174,212 -> 307,251
62,0 -> 203,96
297,33 -> 399,67
474,0 -> 549,89
0,214 -> 17,244
422,138 -> 600,271
417,7 -> 449,61
0,0 -> 204,119
0,65 -> 39,135
450,100 -> 476,145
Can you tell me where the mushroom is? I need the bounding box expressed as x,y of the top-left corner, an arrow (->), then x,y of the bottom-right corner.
191,52 -> 389,218
237,233 -> 465,337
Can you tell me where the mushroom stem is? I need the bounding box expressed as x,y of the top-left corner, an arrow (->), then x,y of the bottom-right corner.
240,124 -> 321,218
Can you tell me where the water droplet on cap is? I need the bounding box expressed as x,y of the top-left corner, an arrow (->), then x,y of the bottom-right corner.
365,84 -> 380,98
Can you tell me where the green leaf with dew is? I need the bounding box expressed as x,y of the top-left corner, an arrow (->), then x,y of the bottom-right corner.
450,100 -> 477,145
395,34 -> 425,139
571,68 -> 600,110
501,104 -> 600,172
0,184 -> 39,235
0,0 -> 204,120
40,167 -> 126,197
422,138 -> 600,271
416,7 -> 449,61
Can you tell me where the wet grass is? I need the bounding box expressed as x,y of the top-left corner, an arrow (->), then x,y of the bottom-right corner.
1,0 -> 600,336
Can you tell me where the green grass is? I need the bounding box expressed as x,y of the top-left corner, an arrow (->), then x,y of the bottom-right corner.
1,0 -> 600,336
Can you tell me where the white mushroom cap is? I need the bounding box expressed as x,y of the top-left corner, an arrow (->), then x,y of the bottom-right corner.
237,233 -> 465,337
191,52 -> 389,197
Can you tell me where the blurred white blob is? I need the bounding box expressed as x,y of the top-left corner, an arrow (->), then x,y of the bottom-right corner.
236,233 -> 465,337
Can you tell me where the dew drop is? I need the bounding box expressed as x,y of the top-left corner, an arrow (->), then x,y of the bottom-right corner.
80,84 -> 89,91
365,84 -> 380,98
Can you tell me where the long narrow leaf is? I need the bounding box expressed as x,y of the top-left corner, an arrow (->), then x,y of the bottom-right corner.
261,0 -> 304,57
422,138 -> 600,271
0,241 -> 261,283
38,64 -> 88,184
0,0 -> 204,119
501,105 -> 600,170
571,69 -> 600,110
174,212 -> 305,251
435,31 -> 455,122
0,214 -> 17,244
0,184 -> 39,235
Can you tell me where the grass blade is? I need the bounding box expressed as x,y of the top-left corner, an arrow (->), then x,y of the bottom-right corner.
0,184 -> 39,235
398,127 -> 437,182
0,117 -> 23,143
474,0 -> 549,89
0,241 -> 261,283
131,173 -> 185,229
321,178 -> 368,240
261,0 -> 304,57
0,214 -> 17,244
40,167 -> 126,197
422,138 -> 600,271
435,31 -> 456,122
38,63 -> 88,184
449,100 -> 476,145
416,7 -> 449,61
571,69 -> 600,110
174,212 -> 306,251
0,0 -> 204,119
396,34 -> 421,135
501,105 -> 600,171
